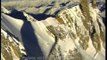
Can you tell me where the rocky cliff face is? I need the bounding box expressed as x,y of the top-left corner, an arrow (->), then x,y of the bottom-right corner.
47,4 -> 105,60
1,1 -> 105,60
1,29 -> 26,60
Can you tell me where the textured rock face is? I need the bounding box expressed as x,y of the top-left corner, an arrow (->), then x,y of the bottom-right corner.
47,4 -> 105,60
1,29 -> 26,60
1,1 -> 105,60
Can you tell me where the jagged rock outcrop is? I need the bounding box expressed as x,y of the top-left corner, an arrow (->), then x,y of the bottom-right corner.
47,3 -> 105,60
1,29 -> 26,60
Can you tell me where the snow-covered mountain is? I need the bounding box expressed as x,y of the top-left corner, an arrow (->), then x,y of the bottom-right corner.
1,0 -> 105,60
